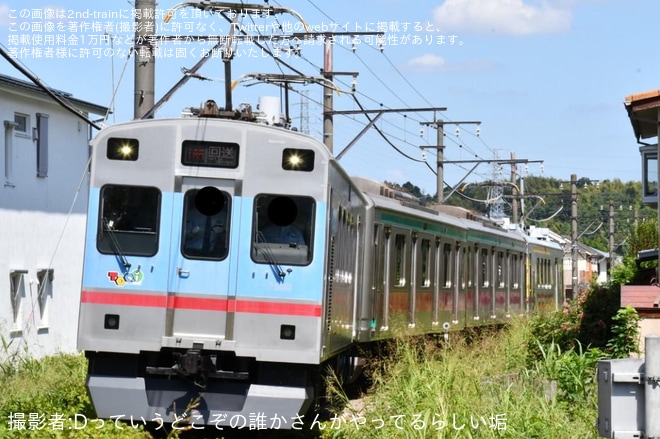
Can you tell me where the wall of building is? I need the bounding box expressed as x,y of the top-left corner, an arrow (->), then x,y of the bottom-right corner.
1,88 -> 91,360
637,319 -> 660,355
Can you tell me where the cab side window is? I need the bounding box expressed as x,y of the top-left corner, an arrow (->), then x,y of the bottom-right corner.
98,185 -> 160,256
252,194 -> 314,265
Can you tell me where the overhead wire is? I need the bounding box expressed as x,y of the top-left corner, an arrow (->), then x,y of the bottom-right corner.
295,1 -> 500,181
0,43 -> 103,130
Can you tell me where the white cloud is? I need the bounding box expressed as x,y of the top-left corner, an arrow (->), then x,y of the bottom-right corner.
408,54 -> 447,72
408,54 -> 495,73
433,0 -> 572,35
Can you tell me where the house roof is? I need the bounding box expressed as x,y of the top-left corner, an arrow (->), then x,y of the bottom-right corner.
0,73 -> 109,116
577,242 -> 608,259
621,285 -> 660,317
560,236 -> 609,259
624,89 -> 660,142
638,248 -> 660,263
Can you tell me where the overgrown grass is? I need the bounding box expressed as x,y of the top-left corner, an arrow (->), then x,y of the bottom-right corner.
321,318 -> 601,438
0,281 -> 639,438
0,351 -> 151,438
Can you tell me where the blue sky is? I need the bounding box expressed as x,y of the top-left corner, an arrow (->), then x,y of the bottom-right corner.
0,0 -> 657,195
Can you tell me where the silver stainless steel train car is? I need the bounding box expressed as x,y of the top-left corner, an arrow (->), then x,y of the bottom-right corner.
77,105 -> 564,428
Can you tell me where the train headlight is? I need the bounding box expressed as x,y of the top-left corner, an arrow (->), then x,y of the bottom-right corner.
107,137 -> 139,161
104,314 -> 120,330
280,324 -> 296,340
282,148 -> 314,171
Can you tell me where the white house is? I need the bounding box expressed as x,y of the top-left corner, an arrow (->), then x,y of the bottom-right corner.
1,73 -> 107,360
528,226 -> 609,300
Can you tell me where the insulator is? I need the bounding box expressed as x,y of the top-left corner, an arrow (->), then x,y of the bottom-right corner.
455,126 -> 460,136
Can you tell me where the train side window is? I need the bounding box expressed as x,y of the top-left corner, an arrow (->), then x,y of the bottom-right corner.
181,187 -> 231,260
419,239 -> 431,288
394,234 -> 406,287
480,248 -> 490,288
442,243 -> 452,288
497,251 -> 505,288
252,194 -> 314,265
458,246 -> 466,289
466,247 -> 473,288
511,254 -> 520,289
373,224 -> 385,290
98,185 -> 160,256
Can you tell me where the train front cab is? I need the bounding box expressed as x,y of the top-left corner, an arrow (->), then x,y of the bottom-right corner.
77,118 -> 355,427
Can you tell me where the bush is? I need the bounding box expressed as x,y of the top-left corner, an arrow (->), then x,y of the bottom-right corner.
606,306 -> 641,358
527,280 -> 622,363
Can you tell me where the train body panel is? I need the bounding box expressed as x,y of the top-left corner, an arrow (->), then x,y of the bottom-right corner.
77,115 -> 565,428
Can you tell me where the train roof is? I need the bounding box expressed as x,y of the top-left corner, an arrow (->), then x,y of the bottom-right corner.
352,176 -> 564,252
94,115 -> 334,156
353,176 -> 522,237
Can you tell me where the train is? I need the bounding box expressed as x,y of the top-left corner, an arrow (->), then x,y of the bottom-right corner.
77,99 -> 564,428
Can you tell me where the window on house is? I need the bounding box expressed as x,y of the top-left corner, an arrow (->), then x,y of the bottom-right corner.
4,120 -> 16,183
10,270 -> 27,326
13,113 -> 28,135
36,269 -> 53,325
36,113 -> 49,178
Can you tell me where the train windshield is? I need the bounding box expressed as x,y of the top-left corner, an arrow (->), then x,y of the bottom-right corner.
252,194 -> 314,266
181,187 -> 231,260
97,185 -> 161,257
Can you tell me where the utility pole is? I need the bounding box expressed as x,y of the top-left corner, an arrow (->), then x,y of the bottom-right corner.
420,120 -> 481,204
133,0 -> 156,119
302,31 -> 382,153
609,201 -> 615,272
323,38 -> 333,153
511,152 -> 519,224
571,173 -> 578,300
430,121 -> 444,204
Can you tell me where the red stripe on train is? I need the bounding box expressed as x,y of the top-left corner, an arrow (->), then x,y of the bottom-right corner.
81,290 -> 167,307
169,296 -> 228,311
234,300 -> 322,317
80,291 -> 321,317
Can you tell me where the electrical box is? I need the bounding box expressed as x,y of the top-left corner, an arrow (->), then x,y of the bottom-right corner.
597,358 -> 645,438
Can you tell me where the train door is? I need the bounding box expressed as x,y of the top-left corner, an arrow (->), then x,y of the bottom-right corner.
165,178 -> 235,343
